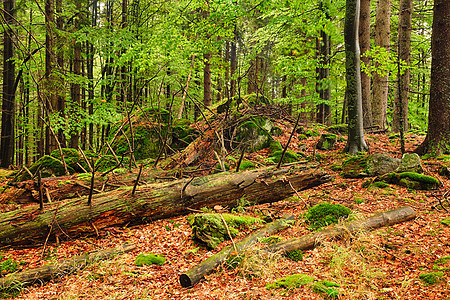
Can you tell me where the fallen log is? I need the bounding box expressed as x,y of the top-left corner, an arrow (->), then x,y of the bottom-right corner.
0,163 -> 330,247
267,206 -> 416,254
0,243 -> 136,292
179,214 -> 295,288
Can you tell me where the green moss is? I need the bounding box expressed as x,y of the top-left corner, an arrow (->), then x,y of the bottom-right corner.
434,256 -> 450,265
298,134 -> 308,140
342,154 -> 369,178
236,117 -> 273,152
398,172 -> 439,185
312,281 -> 340,299
397,172 -> 440,190
20,155 -> 75,180
50,148 -> 81,170
371,181 -> 390,188
225,253 -> 243,270
266,274 -> 315,290
326,124 -> 348,135
271,126 -> 283,137
187,213 -> 264,249
135,253 -> 166,266
1,258 -> 18,273
305,129 -> 320,137
419,271 -> 444,285
269,139 -> 283,153
440,217 -> 450,226
437,155 -> 450,162
260,235 -> 283,245
239,160 -> 256,170
304,202 -> 352,230
286,250 -> 303,262
268,150 -> 299,164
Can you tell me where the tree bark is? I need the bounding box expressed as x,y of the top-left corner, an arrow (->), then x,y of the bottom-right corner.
416,0 -> 450,155
392,0 -> 412,132
0,243 -> 136,290
359,0 -> 372,128
372,0 -> 391,130
267,206 -> 416,253
0,0 -> 16,168
179,215 -> 295,287
0,164 -> 330,247
344,0 -> 368,154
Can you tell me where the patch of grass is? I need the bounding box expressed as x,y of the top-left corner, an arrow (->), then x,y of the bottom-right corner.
304,202 -> 352,230
134,253 -> 166,266
227,248 -> 281,279
419,271 -> 444,285
0,258 -> 18,274
312,281 -> 340,299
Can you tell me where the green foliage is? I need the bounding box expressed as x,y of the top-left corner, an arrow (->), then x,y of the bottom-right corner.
0,258 -> 18,274
286,250 -> 303,262
304,202 -> 352,230
268,150 -> 299,164
419,271 -> 444,285
134,253 -> 166,266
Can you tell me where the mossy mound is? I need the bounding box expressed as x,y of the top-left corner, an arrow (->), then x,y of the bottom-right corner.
304,202 -> 352,230
20,155 -> 75,181
134,253 -> 166,266
342,154 -> 370,178
326,124 -> 348,135
50,148 -> 81,169
187,213 -> 264,249
236,117 -> 273,152
267,150 -> 299,164
342,154 -> 401,178
269,139 -> 283,153
239,160 -> 256,170
261,235 -> 283,245
419,271 -> 444,285
395,153 -> 423,173
380,172 -> 440,190
286,250 -> 303,262
271,126 -> 283,137
316,133 -> 337,150
311,281 -> 340,299
266,274 -> 315,290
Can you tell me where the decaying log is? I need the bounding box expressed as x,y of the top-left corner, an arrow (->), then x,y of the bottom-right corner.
179,214 -> 295,288
0,243 -> 136,291
0,163 -> 331,247
267,206 -> 416,254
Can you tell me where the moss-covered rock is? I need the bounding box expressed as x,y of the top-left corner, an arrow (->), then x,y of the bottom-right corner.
271,126 -> 283,137
19,155 -> 75,181
134,253 -> 166,266
342,154 -> 370,178
395,153 -> 423,173
239,160 -> 256,170
316,133 -> 337,150
380,172 -> 440,190
236,117 -> 273,152
342,154 -> 401,178
286,250 -> 303,262
419,271 -> 444,285
304,202 -> 352,230
269,139 -> 283,153
268,150 -> 299,164
187,213 -> 264,249
305,129 -> 320,137
50,148 -> 81,170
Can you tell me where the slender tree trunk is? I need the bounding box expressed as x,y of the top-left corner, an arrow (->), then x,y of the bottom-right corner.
372,0 -> 391,130
1,0 -> 16,168
359,0 -> 372,128
416,0 -> 450,155
392,0 -> 412,132
203,53 -> 212,107
230,27 -> 237,98
344,0 -> 368,154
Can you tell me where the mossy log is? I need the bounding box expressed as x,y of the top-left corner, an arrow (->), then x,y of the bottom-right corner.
0,243 -> 135,291
0,163 -> 330,247
267,206 -> 416,254
179,214 -> 295,288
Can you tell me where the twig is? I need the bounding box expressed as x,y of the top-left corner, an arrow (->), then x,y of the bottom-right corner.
219,213 -> 238,253
23,166 -> 34,178
181,177 -> 195,199
287,180 -> 308,207
45,188 -> 52,203
277,111 -> 301,169
41,202 -> 61,260
75,182 -> 102,193
78,145 -> 93,172
132,164 -> 143,195
236,146 -> 246,172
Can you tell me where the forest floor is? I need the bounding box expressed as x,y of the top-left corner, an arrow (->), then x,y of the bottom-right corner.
0,122 -> 449,300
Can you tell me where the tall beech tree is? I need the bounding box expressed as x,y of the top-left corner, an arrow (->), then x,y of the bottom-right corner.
416,0 -> 450,155
344,0 -> 368,154
359,0 -> 372,128
1,0 -> 16,167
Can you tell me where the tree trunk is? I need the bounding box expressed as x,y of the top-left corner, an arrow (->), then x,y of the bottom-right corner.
203,52 -> 212,107
230,26 -> 237,98
0,243 -> 136,290
344,0 -> 368,154
372,0 -> 391,130
0,164 -> 330,247
416,0 -> 450,155
267,206 -> 416,253
180,215 -> 295,287
0,0 -> 16,168
359,0 -> 372,128
392,0 -> 412,132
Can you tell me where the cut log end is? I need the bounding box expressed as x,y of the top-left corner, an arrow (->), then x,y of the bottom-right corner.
179,274 -> 192,288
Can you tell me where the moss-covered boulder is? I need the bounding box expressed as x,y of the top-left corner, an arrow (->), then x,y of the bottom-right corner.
326,124 -> 348,135
342,154 -> 401,178
316,133 -> 337,150
171,119 -> 198,151
380,172 -> 440,190
268,150 -> 299,164
50,148 -> 81,170
395,153 -> 423,173
19,155 -> 75,181
236,117 -> 273,152
187,213 -> 264,249
135,253 -> 166,266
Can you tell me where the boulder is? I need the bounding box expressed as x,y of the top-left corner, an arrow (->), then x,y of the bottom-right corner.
316,134 -> 337,150
395,153 -> 423,173
379,172 -> 440,190
236,117 -> 273,152
366,153 -> 401,176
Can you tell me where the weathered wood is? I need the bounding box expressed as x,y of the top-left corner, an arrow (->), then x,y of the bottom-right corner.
0,163 -> 330,247
267,206 -> 416,254
0,243 -> 136,290
179,214 -> 295,288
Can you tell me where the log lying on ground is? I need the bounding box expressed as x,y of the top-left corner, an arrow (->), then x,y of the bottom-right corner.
267,206 -> 416,254
179,214 -> 295,288
0,243 -> 136,291
0,163 -> 330,247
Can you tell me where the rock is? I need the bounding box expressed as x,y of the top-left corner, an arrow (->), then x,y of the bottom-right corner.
380,172 -> 440,190
326,124 -> 348,135
236,117 -> 273,152
316,134 -> 337,150
395,153 -> 423,173
366,154 -> 401,176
